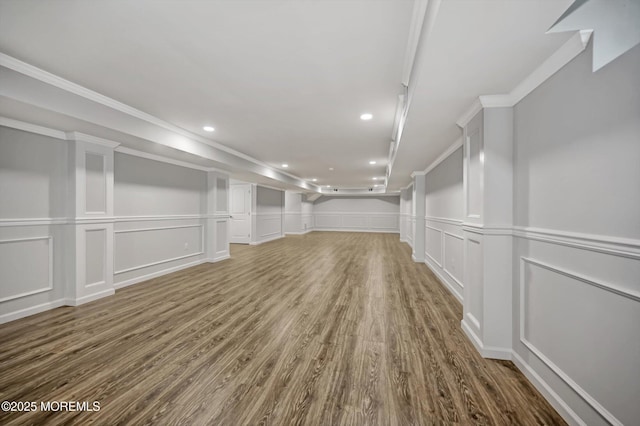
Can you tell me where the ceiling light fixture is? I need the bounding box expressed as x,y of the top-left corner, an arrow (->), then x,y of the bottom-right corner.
203,126 -> 215,132
372,177 -> 378,180
329,167 -> 334,171
282,164 -> 289,168
312,178 -> 317,182
360,113 -> 373,121
369,160 -> 376,165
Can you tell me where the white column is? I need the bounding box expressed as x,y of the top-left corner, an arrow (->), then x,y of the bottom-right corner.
410,172 -> 426,262
460,107 -> 514,360
64,133 -> 119,305
205,171 -> 230,262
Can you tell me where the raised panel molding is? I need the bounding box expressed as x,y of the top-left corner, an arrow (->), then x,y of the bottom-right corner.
443,231 -> 464,289
114,224 -> 204,275
0,236 -> 53,302
425,225 -> 443,267
519,257 -> 636,426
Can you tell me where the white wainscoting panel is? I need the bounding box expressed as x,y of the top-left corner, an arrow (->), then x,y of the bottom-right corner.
425,225 -> 443,267
0,236 -> 52,302
443,232 -> 463,288
314,213 -> 398,233
85,228 -> 106,286
520,257 -> 639,426
463,231 -> 483,337
114,224 -> 204,274
215,219 -> 229,259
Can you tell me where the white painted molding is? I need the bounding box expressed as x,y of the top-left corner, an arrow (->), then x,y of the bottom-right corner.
409,170 -> 427,178
249,234 -> 285,245
421,137 -> 463,176
114,258 -> 207,289
0,299 -> 66,324
0,116 -> 67,140
442,231 -> 464,289
0,236 -> 53,302
461,318 -> 512,360
514,226 -> 640,260
114,251 -> 204,275
511,350 -> 586,426
425,225 -> 443,268
113,224 -> 203,234
519,257 -> 625,426
66,289 -> 115,306
0,54 -> 322,193
0,214 -> 230,227
424,255 -> 463,302
425,216 -> 463,226
456,30 -> 593,128
116,146 -> 214,172
66,132 -> 120,149
456,98 -> 483,129
317,228 -> 399,234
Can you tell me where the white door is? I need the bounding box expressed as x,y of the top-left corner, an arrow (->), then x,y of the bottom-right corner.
230,184 -> 251,244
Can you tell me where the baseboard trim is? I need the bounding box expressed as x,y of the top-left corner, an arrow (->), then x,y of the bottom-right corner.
512,351 -> 585,426
0,299 -> 66,324
285,229 -> 314,235
250,234 -> 285,245
461,319 -> 512,360
66,288 -> 115,306
313,228 -> 399,234
208,254 -> 230,263
423,257 -> 463,303
114,259 -> 207,289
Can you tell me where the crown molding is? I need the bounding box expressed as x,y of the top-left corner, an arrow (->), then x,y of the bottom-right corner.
456,30 -> 593,129
115,146 -> 218,172
423,137 -> 463,175
65,131 -> 120,149
410,170 -> 427,178
0,52 -> 313,187
0,116 -> 67,140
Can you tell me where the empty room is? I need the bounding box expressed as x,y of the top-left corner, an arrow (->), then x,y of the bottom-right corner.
0,0 -> 638,425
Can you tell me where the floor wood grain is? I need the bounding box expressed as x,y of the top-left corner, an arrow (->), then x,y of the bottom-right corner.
0,232 -> 565,425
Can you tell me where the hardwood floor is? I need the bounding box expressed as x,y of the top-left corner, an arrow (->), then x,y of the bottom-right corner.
0,232 -> 565,425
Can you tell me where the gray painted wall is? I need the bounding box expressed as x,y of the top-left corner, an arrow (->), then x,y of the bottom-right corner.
512,42 -> 640,426
425,147 -> 463,220
253,185 -> 284,243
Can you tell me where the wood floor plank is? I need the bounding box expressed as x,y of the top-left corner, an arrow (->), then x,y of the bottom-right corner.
0,232 -> 566,425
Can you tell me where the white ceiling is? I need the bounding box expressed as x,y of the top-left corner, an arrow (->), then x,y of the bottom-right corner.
0,0 -> 577,191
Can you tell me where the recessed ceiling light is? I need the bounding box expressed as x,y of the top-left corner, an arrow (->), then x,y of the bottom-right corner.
369,160 -> 376,165
203,126 -> 215,132
282,164 -> 289,168
329,167 -> 334,171
372,177 -> 378,180
326,185 -> 331,188
360,113 -> 373,121
312,178 -> 317,182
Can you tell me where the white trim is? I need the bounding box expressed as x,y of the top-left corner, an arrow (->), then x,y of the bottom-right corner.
0,236 -> 53,302
114,252 -> 204,275
249,234 -> 285,245
209,254 -> 231,263
519,257 -> 624,426
461,318 -> 512,360
0,117 -> 67,140
65,289 -> 115,306
456,98 -> 483,128
66,131 -> 120,149
425,225 -> 443,268
0,54 -> 321,193
115,146 -> 214,172
442,231 -> 464,289
511,351 -> 586,426
514,226 -> 640,260
424,255 -> 463,302
315,228 -> 399,234
114,258 -> 207,289
114,224 -> 202,234
423,137 -> 463,175
285,230 -> 313,235
425,216 -> 463,226
456,30 -> 592,128
0,299 -> 66,324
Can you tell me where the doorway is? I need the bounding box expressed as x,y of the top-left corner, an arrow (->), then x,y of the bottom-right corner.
230,183 -> 251,244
